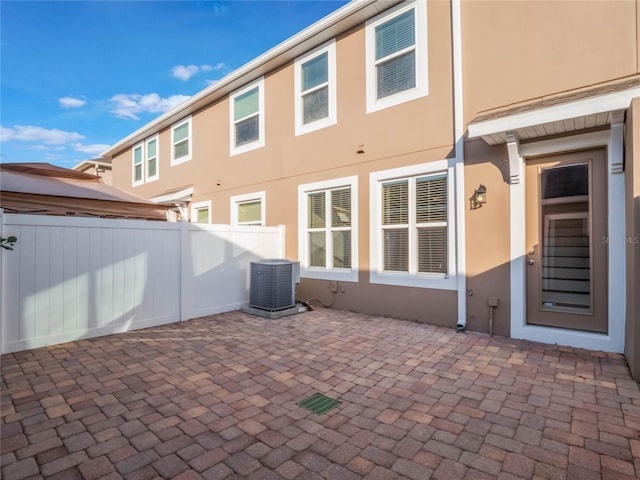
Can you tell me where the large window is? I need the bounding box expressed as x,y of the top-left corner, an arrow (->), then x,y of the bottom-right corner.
230,191 -> 265,226
145,136 -> 159,182
132,143 -> 143,186
381,175 -> 446,273
298,176 -> 358,282
171,117 -> 192,165
370,161 -> 455,290
230,78 -> 265,155
294,40 -> 337,135
365,0 -> 428,113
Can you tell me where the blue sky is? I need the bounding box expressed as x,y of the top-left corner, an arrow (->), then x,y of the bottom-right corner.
0,0 -> 348,167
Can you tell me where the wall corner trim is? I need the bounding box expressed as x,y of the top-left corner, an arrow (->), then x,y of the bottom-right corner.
506,131 -> 521,184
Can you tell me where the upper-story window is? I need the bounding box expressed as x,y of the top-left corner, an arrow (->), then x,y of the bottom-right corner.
365,0 -> 428,113
145,136 -> 159,182
171,117 -> 192,165
231,191 -> 266,226
230,78 -> 265,155
132,143 -> 144,186
294,39 -> 337,136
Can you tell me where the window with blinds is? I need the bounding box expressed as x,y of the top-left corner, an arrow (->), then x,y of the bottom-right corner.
306,187 -> 352,270
375,9 -> 416,99
237,200 -> 262,225
171,118 -> 191,164
381,173 -> 447,275
196,207 -> 209,224
132,144 -> 143,185
365,2 -> 427,114
191,201 -> 211,224
146,137 -> 158,181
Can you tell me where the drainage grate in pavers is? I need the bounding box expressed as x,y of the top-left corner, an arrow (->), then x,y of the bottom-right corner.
297,392 -> 341,414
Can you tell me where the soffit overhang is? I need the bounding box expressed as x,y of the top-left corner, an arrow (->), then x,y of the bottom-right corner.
102,0 -> 401,159
150,186 -> 194,205
468,77 -> 640,146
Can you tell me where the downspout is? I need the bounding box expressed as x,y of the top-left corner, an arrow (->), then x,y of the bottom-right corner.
452,0 -> 467,331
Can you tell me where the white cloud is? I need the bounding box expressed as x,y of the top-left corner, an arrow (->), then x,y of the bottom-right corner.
172,64 -> 200,81
109,93 -> 190,120
0,125 -> 84,144
45,152 -> 61,160
59,96 -> 86,109
172,63 -> 228,81
72,143 -> 110,155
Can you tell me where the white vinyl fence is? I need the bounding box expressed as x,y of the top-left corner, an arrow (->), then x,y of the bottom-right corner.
0,211 -> 284,354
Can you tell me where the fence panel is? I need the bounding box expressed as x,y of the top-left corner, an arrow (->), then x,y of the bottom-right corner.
1,213 -> 284,354
1,214 -> 181,353
184,223 -> 284,320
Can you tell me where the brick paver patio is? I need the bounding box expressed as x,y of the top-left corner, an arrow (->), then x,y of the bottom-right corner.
2,308 -> 639,480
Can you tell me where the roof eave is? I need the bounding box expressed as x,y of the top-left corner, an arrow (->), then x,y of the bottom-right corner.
102,0 -> 399,159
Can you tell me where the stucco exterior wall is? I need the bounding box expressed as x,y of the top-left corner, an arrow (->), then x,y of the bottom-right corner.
461,0 -> 638,122
462,139 -> 511,336
625,98 -> 640,381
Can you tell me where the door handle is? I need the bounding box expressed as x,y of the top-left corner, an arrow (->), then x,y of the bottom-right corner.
528,259 -> 535,265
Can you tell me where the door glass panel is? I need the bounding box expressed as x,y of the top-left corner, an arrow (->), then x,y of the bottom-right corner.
540,164 -> 591,313
542,164 -> 588,199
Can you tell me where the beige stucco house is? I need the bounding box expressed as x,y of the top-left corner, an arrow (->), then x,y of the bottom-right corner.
103,0 -> 640,381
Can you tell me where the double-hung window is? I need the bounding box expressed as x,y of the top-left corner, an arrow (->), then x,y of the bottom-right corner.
145,136 -> 159,182
370,161 -> 456,290
298,176 -> 358,282
132,143 -> 144,186
365,0 -> 428,113
171,117 -> 192,165
230,191 -> 265,226
294,40 -> 337,135
230,78 -> 265,155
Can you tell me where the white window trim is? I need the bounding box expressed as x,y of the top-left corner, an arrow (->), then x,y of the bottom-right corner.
365,0 -> 428,114
298,175 -> 358,282
369,160 -> 456,290
132,142 -> 144,187
191,200 -> 212,224
171,116 -> 192,166
294,39 -> 337,136
230,78 -> 265,156
230,191 -> 266,226
145,135 -> 159,183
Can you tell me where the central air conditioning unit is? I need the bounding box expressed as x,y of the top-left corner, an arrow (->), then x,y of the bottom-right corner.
249,259 -> 300,312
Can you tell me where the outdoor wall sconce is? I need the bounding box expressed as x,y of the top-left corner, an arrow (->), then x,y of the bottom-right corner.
472,184 -> 487,209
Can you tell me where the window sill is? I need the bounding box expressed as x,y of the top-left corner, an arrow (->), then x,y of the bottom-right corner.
171,155 -> 192,166
231,139 -> 264,157
369,271 -> 456,290
301,267 -> 358,283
